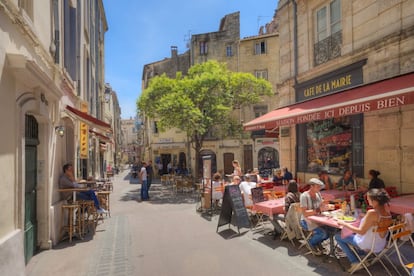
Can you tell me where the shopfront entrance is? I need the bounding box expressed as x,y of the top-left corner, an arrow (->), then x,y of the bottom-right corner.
24,115 -> 39,264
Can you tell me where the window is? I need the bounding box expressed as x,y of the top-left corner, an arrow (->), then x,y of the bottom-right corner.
254,41 -> 266,55
304,116 -> 358,175
253,105 -> 268,118
199,41 -> 208,55
255,70 -> 268,80
153,121 -> 158,134
314,0 -> 342,65
226,45 -> 233,57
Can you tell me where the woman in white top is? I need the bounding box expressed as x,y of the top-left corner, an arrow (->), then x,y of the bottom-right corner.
231,160 -> 242,177
335,188 -> 392,272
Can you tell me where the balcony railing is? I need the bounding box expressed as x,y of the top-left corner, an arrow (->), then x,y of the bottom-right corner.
314,31 -> 342,66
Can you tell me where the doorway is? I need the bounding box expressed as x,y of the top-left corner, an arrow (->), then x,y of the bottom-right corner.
24,115 -> 39,264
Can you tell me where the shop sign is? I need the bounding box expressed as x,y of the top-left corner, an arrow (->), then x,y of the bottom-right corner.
79,102 -> 88,159
295,60 -> 366,102
256,139 -> 278,145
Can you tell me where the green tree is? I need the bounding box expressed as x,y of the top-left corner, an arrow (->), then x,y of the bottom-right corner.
138,60 -> 272,177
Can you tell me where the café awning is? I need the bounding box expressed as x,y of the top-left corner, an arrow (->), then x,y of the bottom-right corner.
244,73 -> 414,131
65,105 -> 112,133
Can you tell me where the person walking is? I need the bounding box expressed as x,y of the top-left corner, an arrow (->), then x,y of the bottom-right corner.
146,160 -> 154,191
140,162 -> 149,201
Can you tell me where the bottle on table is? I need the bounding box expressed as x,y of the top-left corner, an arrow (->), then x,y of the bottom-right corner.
361,201 -> 367,213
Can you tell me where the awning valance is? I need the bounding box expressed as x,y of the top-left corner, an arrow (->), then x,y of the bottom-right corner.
244,73 -> 414,131
65,105 -> 112,133
90,129 -> 113,143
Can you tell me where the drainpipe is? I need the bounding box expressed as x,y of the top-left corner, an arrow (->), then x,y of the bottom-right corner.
292,0 -> 299,178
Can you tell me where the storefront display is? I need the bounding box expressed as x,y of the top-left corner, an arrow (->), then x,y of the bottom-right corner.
306,117 -> 352,174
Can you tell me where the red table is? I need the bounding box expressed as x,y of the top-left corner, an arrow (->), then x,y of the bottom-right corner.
253,198 -> 285,218
388,195 -> 414,214
321,189 -> 361,201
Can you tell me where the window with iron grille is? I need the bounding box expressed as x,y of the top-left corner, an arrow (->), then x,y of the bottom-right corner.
314,0 -> 342,66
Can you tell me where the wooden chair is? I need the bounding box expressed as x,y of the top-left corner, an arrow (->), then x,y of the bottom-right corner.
78,200 -> 98,235
61,203 -> 81,242
160,175 -> 168,185
97,191 -> 111,218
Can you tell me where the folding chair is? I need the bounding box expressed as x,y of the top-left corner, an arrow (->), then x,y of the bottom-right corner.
289,203 -> 315,255
249,187 -> 268,231
280,203 -> 302,246
385,222 -> 414,275
348,221 -> 394,276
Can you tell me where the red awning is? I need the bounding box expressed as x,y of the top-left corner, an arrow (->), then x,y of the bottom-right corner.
65,105 -> 112,132
244,73 -> 414,131
89,129 -> 113,143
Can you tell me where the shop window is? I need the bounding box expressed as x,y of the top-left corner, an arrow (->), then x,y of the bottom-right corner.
314,0 -> 342,65
257,147 -> 279,177
302,115 -> 364,175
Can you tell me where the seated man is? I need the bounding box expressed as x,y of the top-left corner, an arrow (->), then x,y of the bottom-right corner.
239,174 -> 257,207
59,163 -> 107,214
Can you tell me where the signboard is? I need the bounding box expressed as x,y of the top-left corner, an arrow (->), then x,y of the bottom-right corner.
79,103 -> 88,159
295,60 -> 366,102
217,185 -> 251,233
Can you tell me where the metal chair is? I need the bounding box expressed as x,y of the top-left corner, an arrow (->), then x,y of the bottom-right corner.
348,219 -> 394,275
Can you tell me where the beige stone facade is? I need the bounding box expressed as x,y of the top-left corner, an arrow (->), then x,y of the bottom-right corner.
271,0 -> 414,192
0,1 -> 117,273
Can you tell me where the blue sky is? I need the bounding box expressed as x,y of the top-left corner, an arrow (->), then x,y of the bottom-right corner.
103,0 -> 279,119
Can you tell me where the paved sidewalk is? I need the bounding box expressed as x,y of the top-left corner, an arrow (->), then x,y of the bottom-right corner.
25,169 -> 411,276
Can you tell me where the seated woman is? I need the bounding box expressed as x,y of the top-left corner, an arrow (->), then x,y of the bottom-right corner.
335,188 -> 392,272
368,169 -> 385,190
271,180 -> 301,236
336,170 -> 355,191
318,170 -> 333,190
300,178 -> 329,255
272,169 -> 284,186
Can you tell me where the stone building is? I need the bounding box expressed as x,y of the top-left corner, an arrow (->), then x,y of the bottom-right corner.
141,47 -> 191,174
244,0 -> 414,192
239,32 -> 280,174
140,11 -> 283,177
121,118 -> 141,164
0,0 -> 117,273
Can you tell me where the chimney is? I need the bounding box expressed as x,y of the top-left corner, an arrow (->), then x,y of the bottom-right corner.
171,46 -> 178,58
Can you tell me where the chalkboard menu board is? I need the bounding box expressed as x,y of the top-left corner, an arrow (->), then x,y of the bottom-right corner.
251,187 -> 265,204
217,185 -> 250,233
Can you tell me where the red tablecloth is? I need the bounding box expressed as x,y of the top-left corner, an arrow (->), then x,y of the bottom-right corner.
321,190 -> 360,201
308,214 -> 342,228
388,195 -> 414,214
253,198 -> 285,218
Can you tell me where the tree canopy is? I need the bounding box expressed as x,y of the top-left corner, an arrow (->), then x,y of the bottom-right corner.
137,60 -> 272,175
